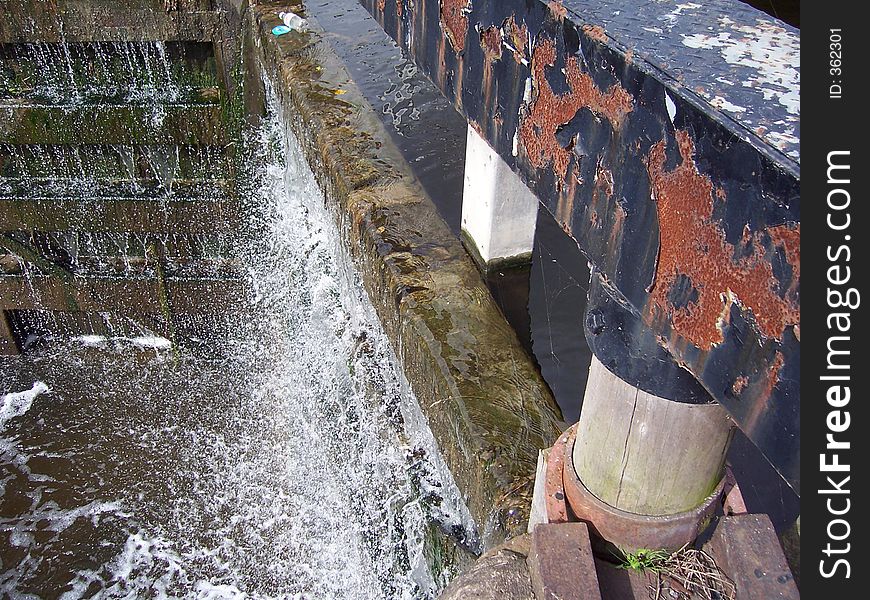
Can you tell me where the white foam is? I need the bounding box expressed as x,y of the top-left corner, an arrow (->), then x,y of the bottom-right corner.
72,334 -> 172,350
2,66 -> 474,600
1,381 -> 49,429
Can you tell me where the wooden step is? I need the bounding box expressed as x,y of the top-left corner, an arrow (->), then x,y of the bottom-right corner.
0,196 -> 239,233
0,102 -> 227,145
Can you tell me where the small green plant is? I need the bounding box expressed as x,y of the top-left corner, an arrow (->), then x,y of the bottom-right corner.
615,547 -> 670,573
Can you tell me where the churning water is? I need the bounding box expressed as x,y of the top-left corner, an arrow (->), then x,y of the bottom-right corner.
0,74 -> 475,597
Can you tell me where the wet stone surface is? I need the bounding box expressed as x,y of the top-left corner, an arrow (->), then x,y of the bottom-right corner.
250,0 -> 564,546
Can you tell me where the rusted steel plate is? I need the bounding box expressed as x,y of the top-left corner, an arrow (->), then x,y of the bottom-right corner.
562,424 -> 725,551
528,522 -> 602,600
361,0 -> 800,492
543,427 -> 570,523
705,513 -> 800,600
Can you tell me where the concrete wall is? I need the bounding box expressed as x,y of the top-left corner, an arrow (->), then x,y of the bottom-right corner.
242,0 -> 563,547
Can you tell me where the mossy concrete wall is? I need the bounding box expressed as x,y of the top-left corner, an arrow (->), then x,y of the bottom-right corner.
244,0 -> 563,546
0,0 -> 222,43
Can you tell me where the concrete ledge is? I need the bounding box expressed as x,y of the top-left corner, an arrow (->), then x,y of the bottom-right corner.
246,0 -> 563,545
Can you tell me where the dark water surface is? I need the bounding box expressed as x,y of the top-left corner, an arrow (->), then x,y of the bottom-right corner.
1,75 -> 474,597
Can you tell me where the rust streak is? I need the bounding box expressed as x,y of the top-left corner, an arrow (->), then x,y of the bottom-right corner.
763,352 -> 785,403
768,224 -> 801,300
582,24 -> 608,43
440,0 -> 470,53
741,352 -> 785,432
555,163 -> 580,234
731,375 -> 749,396
396,0 -> 403,18
548,0 -> 568,20
478,26 -> 501,124
592,160 -> 614,205
480,25 -> 502,61
519,38 -> 633,183
646,131 -> 800,349
505,15 -> 528,64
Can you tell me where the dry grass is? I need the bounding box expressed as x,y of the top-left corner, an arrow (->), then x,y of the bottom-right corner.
646,547 -> 736,600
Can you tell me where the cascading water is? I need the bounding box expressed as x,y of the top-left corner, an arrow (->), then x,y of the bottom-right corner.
1,33 -> 476,600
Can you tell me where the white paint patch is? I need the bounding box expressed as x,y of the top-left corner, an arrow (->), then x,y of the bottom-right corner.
710,96 -> 747,113
1,381 -> 49,429
766,128 -> 800,159
522,76 -> 533,105
665,92 -> 677,124
661,3 -> 702,27
681,18 -> 800,117
643,27 -> 664,34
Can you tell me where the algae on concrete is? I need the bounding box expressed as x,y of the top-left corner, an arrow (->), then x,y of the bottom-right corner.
244,0 -> 563,549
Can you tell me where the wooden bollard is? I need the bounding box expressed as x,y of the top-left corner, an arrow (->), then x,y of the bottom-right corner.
573,356 -> 734,516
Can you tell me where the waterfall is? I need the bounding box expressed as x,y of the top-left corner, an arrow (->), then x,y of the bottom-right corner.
0,29 -> 476,599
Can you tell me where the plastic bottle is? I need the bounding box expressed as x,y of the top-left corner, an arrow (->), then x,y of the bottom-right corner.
279,11 -> 308,32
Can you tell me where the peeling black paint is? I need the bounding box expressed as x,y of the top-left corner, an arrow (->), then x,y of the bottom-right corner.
361,0 -> 800,491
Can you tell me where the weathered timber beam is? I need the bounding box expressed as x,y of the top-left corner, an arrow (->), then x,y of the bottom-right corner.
0,197 -> 239,233
0,104 -> 227,146
0,0 -> 223,43
0,233 -> 75,281
0,274 -> 245,314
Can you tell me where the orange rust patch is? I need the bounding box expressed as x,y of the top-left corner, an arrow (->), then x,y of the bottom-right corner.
396,0 -> 403,18
480,25 -> 502,61
519,38 -> 633,183
548,1 -> 568,20
377,0 -> 385,11
768,224 -> 801,299
506,15 -> 529,64
732,376 -> 749,395
440,0 -> 470,53
763,352 -> 785,401
582,24 -> 608,43
646,131 -> 801,350
592,160 -> 614,205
